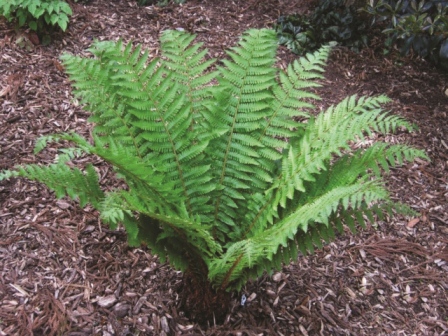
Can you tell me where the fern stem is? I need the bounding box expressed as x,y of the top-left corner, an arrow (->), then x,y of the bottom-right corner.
114,110 -> 144,160
220,253 -> 243,290
139,74 -> 194,216
160,115 -> 192,215
242,194 -> 274,239
213,99 -> 241,224
257,94 -> 288,144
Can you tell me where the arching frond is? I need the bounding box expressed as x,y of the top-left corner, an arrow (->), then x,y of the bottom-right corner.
206,29 -> 278,239
239,95 -> 419,241
209,181 -> 389,290
1,162 -> 104,209
259,45 -> 331,146
160,30 -> 217,128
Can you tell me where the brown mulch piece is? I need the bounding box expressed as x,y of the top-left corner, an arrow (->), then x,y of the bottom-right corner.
1,0 -> 447,335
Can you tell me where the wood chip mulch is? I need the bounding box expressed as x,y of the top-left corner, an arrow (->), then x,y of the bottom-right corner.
1,0 -> 447,335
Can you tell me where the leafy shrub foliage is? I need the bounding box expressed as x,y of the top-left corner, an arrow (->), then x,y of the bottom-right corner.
0,29 -> 426,320
0,0 -> 72,33
275,0 -> 369,55
366,0 -> 448,69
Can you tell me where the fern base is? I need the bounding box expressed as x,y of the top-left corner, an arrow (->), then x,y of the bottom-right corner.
179,268 -> 232,326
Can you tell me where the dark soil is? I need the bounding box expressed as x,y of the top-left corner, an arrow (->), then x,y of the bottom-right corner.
180,270 -> 232,327
1,0 -> 447,335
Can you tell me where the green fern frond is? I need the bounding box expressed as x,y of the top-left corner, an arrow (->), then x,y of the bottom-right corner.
34,132 -> 93,155
206,29 -> 280,238
62,44 -> 148,159
160,30 -> 217,93
0,169 -> 19,181
295,142 -> 427,205
272,95 -> 411,198
238,95 -> 423,243
3,162 -> 104,209
209,180 -> 388,289
259,46 -> 331,142
63,39 -> 216,221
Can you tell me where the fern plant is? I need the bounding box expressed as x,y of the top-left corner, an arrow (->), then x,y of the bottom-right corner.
0,29 -> 427,323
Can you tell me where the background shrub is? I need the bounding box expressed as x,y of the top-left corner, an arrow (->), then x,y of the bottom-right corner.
366,0 -> 448,70
275,0 -> 369,55
0,0 -> 72,34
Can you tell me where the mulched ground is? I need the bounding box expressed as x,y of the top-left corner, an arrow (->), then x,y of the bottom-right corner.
1,0 -> 447,335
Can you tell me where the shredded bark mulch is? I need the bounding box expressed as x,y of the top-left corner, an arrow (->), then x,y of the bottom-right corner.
1,0 -> 447,335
